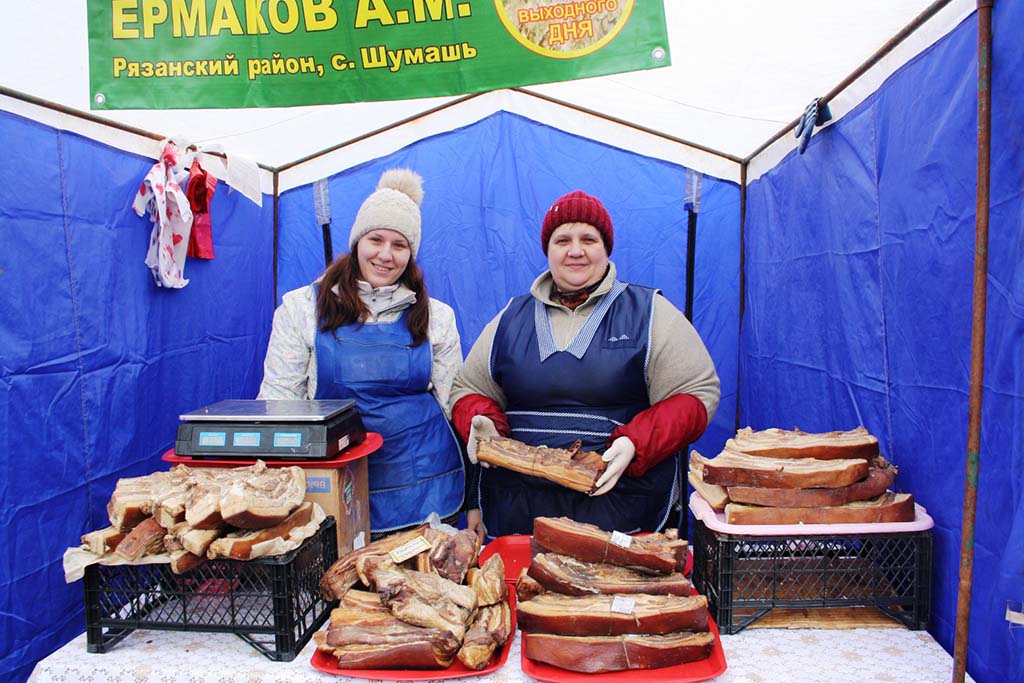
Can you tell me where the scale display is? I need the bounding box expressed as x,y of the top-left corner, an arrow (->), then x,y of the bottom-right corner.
175,399 -> 366,460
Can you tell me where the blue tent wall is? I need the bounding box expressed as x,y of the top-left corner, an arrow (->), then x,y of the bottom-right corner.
743,5 -> 1023,683
0,112 -> 276,683
277,111 -> 741,467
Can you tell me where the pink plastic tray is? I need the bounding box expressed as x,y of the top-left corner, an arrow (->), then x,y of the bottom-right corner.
689,491 -> 935,536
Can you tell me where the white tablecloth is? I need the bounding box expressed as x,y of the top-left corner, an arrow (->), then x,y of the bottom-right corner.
29,626 -> 972,683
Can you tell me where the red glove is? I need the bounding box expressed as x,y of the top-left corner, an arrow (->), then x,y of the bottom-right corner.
609,393 -> 708,478
451,394 -> 511,443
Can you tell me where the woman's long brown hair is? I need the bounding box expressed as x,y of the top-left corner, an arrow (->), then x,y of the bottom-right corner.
315,248 -> 430,346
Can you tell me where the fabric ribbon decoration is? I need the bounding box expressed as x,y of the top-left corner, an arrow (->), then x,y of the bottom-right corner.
132,142 -> 193,288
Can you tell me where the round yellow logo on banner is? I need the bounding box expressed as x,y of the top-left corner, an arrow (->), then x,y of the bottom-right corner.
495,0 -> 635,59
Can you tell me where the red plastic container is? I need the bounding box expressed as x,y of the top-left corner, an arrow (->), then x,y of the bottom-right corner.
309,592 -> 516,680
521,615 -> 726,683
480,533 -> 725,683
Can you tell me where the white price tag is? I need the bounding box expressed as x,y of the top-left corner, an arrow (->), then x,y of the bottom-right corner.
352,531 -> 366,551
609,531 -> 633,548
388,535 -> 432,563
610,596 -> 636,614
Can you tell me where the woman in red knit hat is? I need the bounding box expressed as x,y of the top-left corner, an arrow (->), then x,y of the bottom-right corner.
450,189 -> 720,541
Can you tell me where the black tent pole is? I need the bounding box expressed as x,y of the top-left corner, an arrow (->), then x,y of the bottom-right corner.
735,163 -> 747,434
321,224 -> 334,268
685,211 -> 697,322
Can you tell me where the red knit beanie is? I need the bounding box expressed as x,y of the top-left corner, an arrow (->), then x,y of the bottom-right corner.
541,190 -> 614,255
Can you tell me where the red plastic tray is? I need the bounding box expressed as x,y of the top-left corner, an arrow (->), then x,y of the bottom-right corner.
520,613 -> 727,683
479,533 -> 694,581
481,533 -> 723,682
309,592 -> 516,680
162,431 -> 382,469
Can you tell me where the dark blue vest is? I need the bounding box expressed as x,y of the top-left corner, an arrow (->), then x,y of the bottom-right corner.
314,305 -> 463,533
481,282 -> 678,537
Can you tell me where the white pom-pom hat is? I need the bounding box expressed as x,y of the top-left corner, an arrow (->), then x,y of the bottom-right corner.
348,168 -> 425,257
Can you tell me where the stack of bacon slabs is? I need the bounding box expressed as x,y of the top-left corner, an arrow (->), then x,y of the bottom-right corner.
688,426 -> 914,525
511,517 -> 723,677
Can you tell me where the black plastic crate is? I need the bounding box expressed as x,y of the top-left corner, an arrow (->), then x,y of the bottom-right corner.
691,515 -> 931,634
83,517 -> 337,661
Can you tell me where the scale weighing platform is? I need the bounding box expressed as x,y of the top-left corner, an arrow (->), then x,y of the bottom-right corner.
175,399 -> 366,460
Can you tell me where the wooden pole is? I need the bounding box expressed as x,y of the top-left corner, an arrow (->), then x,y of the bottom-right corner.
952,2 -> 994,680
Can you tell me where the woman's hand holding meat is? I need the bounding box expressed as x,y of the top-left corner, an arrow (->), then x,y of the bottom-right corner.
592,436 -> 636,495
468,415 -> 499,465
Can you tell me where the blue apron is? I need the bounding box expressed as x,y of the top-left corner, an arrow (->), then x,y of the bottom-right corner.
314,306 -> 463,533
481,282 -> 678,538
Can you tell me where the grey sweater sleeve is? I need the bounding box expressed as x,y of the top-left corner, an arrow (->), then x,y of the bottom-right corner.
449,313 -> 508,412
646,294 -> 720,422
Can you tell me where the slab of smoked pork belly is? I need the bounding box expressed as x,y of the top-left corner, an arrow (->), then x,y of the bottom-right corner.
696,449 -> 868,489
314,589 -> 460,670
688,450 -> 730,510
726,457 -> 898,508
522,631 -> 715,673
466,553 -> 508,606
516,593 -> 708,636
320,524 -> 429,600
725,491 -> 915,525
457,600 -> 513,670
532,516 -> 685,575
425,528 -> 481,584
358,555 -> 478,641
528,552 -> 691,596
113,517 -> 166,561
107,468 -> 188,531
727,426 -> 879,460
206,501 -> 314,560
80,526 -> 126,555
476,437 -> 606,493
516,567 -> 546,603
218,461 -> 306,529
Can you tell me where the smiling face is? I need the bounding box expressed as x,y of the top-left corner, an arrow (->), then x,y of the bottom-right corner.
547,222 -> 610,292
356,228 -> 411,288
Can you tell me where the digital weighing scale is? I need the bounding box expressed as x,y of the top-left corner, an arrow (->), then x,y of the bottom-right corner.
175,399 -> 366,460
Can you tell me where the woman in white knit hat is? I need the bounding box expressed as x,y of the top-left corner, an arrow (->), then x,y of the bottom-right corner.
258,168 -> 465,538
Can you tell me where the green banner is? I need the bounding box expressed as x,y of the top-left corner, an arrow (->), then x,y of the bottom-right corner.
87,0 -> 670,110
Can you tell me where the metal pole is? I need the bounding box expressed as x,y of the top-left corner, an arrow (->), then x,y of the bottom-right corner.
685,210 -> 697,322
953,1 -> 993,680
734,162 -> 747,434
272,171 -> 280,306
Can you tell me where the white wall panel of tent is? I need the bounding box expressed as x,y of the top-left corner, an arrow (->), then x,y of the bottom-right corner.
1,1 -> 1021,682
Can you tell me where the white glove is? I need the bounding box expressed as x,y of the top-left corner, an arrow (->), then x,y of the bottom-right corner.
592,436 -> 636,496
467,415 -> 499,465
